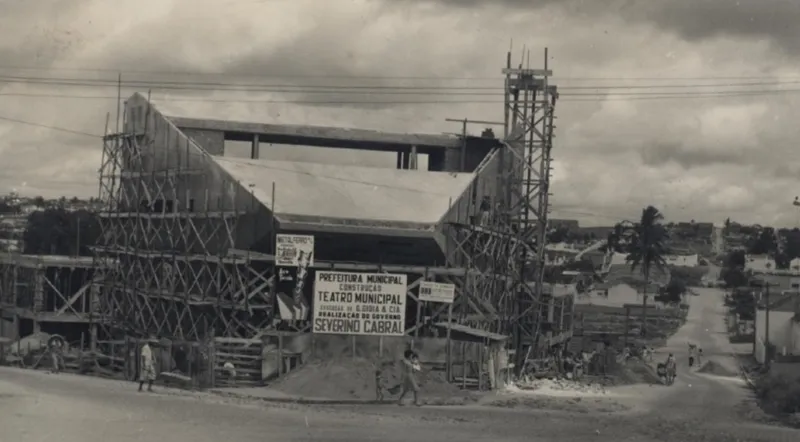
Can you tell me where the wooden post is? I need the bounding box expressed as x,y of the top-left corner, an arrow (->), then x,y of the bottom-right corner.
623,306 -> 630,347
208,338 -> 216,388
414,300 -> 423,344
461,342 -> 467,389
79,333 -> 85,371
478,342 -> 484,390
278,334 -> 284,377
379,336 -> 384,358
351,335 -> 356,361
445,303 -> 453,381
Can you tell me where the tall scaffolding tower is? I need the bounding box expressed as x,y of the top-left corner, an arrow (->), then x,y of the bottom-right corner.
503,49 -> 558,365
92,99 -> 273,343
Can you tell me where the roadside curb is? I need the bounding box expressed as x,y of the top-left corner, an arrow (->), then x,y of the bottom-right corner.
207,389 -> 390,406
205,388 -> 472,407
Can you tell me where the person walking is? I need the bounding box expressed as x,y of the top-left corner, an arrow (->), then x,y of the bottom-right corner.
138,338 -> 157,392
397,350 -> 421,406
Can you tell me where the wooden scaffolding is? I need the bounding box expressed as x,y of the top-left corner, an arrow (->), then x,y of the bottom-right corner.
92,99 -> 274,343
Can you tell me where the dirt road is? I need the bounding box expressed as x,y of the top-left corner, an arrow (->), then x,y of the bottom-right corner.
1,286 -> 798,441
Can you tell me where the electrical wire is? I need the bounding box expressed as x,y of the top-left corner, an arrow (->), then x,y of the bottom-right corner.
1,88 -> 800,104
0,114 -> 101,138
0,64 -> 798,82
3,73 -> 800,96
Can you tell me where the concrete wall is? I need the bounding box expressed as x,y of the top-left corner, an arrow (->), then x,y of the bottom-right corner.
122,93 -> 273,253
181,128 -> 225,156
755,309 -> 795,361
437,148 -> 503,265
752,273 -> 800,292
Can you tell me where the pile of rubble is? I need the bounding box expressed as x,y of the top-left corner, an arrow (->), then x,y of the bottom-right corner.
511,377 -> 609,397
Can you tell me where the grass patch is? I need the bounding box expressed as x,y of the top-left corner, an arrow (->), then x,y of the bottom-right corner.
753,371 -> 800,427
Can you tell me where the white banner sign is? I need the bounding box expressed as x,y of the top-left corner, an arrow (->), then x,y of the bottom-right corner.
418,281 -> 455,304
275,234 -> 315,267
313,271 -> 407,336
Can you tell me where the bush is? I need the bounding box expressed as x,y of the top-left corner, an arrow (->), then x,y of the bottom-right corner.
754,372 -> 800,415
669,266 -> 707,287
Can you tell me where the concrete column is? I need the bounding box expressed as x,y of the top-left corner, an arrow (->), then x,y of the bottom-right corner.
408,146 -> 418,170
396,151 -> 404,169
251,134 -> 260,159
401,149 -> 410,169
33,269 -> 44,333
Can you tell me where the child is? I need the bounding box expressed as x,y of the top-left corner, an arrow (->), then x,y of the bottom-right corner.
375,366 -> 385,401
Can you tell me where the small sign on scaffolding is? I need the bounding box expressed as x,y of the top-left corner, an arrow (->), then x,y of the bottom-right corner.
275,234 -> 315,267
418,281 -> 455,304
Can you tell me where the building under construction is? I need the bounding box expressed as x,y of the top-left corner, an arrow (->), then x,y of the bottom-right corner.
92,52 -> 562,372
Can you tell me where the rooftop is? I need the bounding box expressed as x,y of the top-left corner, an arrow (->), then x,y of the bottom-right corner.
214,156 -> 473,233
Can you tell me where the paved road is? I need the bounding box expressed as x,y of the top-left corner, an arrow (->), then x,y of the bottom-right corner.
1,286 -> 798,442
633,286 -> 799,441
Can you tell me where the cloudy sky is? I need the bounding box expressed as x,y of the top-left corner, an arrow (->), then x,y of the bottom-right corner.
0,0 -> 799,227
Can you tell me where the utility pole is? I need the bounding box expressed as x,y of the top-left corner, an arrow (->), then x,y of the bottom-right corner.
444,118 -> 505,172
764,282 -> 772,368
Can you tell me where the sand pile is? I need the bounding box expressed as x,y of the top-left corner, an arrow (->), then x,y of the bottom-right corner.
698,360 -> 739,377
272,356 -> 465,401
605,359 -> 662,386
269,335 -> 465,401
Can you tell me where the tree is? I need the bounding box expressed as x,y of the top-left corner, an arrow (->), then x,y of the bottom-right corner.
23,208 -> 101,256
747,227 -> 777,255
720,249 -> 748,289
0,201 -> 17,214
724,287 -> 756,321
626,206 -> 668,337
32,196 -> 45,208
657,279 -> 686,305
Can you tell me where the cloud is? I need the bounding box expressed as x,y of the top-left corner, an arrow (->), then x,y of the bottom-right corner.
0,0 -> 799,227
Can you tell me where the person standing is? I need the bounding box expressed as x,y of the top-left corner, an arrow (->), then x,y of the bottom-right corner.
49,339 -> 64,374
138,338 -> 157,392
397,350 -> 420,406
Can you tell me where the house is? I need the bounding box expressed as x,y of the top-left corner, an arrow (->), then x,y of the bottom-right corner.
754,292 -> 800,364
745,255 -> 777,273
664,254 -> 699,267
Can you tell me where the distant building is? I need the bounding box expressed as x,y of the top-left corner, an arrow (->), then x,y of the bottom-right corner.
754,292 -> 800,364
664,254 -> 699,268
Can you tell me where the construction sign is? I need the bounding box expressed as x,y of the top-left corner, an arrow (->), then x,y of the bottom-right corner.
418,281 -> 455,304
275,234 -> 314,267
275,234 -> 314,323
312,271 -> 407,336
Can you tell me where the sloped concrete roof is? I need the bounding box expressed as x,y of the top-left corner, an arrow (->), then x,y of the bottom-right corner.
214,157 -> 473,230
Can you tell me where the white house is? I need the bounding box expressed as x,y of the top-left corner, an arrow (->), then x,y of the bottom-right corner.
754,292 -> 800,364
746,255 -> 778,273
664,254 -> 699,267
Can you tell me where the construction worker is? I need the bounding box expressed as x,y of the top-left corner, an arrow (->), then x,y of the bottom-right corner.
138,338 -> 157,392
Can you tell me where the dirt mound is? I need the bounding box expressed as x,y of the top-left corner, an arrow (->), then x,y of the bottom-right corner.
698,360 -> 739,377
608,360 -> 662,385
269,335 -> 465,401
272,356 -> 465,401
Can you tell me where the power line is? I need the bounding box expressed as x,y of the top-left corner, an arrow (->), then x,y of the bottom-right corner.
3,73 -> 800,93
0,114 -> 101,138
0,64 -> 798,82
1,89 -> 799,104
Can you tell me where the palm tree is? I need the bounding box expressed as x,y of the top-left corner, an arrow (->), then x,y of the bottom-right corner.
626,205 -> 668,337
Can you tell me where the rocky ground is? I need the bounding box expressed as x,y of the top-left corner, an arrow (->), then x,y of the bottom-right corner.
2,287 -> 799,441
